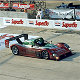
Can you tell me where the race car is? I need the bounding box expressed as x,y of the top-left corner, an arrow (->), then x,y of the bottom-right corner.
5,34 -> 72,61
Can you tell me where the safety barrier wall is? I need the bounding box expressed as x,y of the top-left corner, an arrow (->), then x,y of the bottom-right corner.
1,17 -> 80,31
26,19 -> 80,31
0,17 -> 3,26
0,11 -> 27,18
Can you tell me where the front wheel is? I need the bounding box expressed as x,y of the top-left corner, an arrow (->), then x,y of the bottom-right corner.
41,50 -> 50,60
11,46 -> 19,55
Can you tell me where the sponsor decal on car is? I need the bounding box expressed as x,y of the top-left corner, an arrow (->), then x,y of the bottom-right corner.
0,34 -> 14,40
5,20 -> 10,23
12,19 -> 24,24
35,20 -> 49,26
62,22 -> 77,28
29,21 -> 34,24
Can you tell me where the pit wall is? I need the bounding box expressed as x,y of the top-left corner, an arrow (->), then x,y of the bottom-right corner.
1,17 -> 80,31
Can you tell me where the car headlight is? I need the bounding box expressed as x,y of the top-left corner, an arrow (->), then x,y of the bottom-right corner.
53,54 -> 57,56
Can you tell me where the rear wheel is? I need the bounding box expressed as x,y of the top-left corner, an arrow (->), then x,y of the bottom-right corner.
41,50 -> 49,60
11,46 -> 19,55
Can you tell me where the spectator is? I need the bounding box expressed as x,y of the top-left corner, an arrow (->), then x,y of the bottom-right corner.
32,1 -> 35,4
61,3 -> 67,8
57,2 -> 67,9
29,1 -> 32,4
36,9 -> 43,19
45,8 -> 49,14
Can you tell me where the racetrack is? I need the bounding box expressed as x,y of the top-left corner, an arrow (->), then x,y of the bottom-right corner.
0,26 -> 80,80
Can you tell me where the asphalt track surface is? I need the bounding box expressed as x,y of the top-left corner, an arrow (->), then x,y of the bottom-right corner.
0,26 -> 80,80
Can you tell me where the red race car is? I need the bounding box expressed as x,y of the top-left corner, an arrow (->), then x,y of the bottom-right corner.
5,34 -> 72,61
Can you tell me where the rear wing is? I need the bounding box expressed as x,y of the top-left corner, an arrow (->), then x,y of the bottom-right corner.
5,34 -> 28,48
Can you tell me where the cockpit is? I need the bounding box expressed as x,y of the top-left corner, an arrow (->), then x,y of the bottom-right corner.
23,37 -> 45,47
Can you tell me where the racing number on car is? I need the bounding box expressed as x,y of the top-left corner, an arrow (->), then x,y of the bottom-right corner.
5,40 -> 9,48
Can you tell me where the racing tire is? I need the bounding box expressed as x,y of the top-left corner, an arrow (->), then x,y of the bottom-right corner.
11,46 -> 19,55
41,50 -> 50,60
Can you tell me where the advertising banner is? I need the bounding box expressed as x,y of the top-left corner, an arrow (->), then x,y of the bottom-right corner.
0,3 -> 9,8
49,9 -> 74,19
2,17 -> 80,31
3,18 -> 27,26
75,9 -> 80,19
13,3 -> 34,10
27,19 -> 53,28
54,20 -> 80,30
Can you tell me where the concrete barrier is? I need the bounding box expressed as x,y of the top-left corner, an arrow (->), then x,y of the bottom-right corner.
0,11 -> 27,18
0,17 -> 3,26
0,17 -> 80,31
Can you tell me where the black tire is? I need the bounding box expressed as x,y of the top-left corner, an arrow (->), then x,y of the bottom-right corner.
11,46 -> 19,55
41,50 -> 49,60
